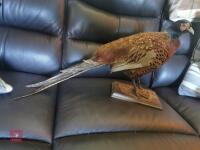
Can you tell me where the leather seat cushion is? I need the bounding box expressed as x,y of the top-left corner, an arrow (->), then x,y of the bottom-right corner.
0,70 -> 57,143
54,78 -> 195,139
155,87 -> 200,135
0,140 -> 50,150
54,133 -> 200,150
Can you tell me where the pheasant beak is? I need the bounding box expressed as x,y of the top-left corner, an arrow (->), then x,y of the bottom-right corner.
188,27 -> 195,35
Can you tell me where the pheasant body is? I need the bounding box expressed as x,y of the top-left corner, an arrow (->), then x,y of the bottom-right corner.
13,20 -> 194,100
24,32 -> 179,96
94,32 -> 179,79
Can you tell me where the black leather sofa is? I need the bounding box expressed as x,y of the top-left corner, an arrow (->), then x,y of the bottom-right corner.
0,0 -> 200,149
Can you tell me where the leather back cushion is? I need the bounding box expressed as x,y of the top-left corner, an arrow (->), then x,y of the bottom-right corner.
0,0 -> 64,36
0,27 -> 61,75
152,21 -> 197,87
0,0 -> 64,75
63,0 -> 166,80
82,0 -> 166,17
66,0 -> 161,43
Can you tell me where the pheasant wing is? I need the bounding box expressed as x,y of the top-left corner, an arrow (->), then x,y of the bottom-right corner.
111,49 -> 157,72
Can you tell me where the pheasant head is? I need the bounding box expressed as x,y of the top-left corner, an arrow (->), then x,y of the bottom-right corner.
167,20 -> 194,59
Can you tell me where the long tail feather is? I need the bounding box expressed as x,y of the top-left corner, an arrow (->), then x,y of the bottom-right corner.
27,59 -> 101,88
12,59 -> 105,100
26,71 -> 71,88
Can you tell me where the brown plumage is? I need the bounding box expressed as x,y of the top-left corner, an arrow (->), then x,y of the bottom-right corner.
12,20 -> 194,100
94,32 -> 179,79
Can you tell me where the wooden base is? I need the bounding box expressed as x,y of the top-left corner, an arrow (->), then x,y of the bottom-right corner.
111,81 -> 162,110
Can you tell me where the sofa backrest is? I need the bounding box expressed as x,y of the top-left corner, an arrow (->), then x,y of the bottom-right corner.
0,0 -> 64,75
62,0 -> 167,78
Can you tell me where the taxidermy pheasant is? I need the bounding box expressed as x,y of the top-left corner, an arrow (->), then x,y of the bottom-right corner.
14,20 -> 194,100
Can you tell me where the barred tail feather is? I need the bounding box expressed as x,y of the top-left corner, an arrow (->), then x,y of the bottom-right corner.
27,59 -> 102,88
26,71 -> 72,88
12,60 -> 104,100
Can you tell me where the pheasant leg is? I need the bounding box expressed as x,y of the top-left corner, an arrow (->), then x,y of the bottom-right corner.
133,78 -> 150,99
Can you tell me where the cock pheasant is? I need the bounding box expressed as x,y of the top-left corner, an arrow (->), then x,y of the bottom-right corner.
14,20 -> 194,100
